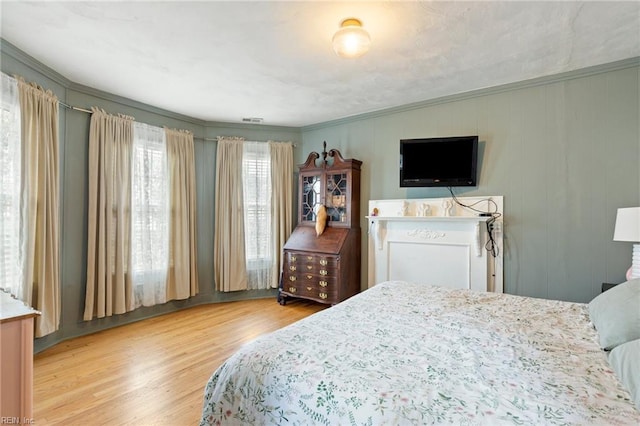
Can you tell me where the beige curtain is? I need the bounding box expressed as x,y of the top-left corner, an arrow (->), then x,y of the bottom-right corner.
268,141 -> 294,289
84,108 -> 135,320
214,136 -> 248,291
17,78 -> 60,337
165,128 -> 198,300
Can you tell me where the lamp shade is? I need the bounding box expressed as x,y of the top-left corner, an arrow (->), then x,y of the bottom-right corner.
332,18 -> 371,58
613,207 -> 640,242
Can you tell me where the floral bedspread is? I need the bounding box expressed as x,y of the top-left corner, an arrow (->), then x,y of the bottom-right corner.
200,281 -> 639,425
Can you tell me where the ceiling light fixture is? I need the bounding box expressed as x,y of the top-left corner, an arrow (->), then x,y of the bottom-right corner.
332,18 -> 371,58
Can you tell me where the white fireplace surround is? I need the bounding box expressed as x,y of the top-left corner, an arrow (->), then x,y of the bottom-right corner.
367,196 -> 504,293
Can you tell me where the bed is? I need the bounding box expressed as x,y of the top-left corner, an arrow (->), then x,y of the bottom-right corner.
200,280 -> 640,425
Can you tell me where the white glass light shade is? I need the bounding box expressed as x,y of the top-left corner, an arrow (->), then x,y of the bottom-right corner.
332,18 -> 371,58
613,207 -> 640,280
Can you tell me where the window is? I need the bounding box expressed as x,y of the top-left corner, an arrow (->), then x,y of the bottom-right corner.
85,113 -> 197,319
242,142 -> 272,272
0,74 -> 22,298
131,122 -> 169,306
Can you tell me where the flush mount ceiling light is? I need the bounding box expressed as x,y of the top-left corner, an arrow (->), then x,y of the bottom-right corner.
332,18 -> 371,58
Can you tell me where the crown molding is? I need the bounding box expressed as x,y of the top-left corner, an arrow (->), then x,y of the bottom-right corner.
301,57 -> 640,132
3,38 -> 637,133
1,38 -> 72,87
67,80 -> 209,127
1,38 -> 299,131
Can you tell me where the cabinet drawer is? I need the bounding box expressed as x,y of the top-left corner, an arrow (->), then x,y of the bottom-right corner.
285,252 -> 338,273
285,251 -> 336,264
285,273 -> 335,289
283,281 -> 337,301
288,264 -> 337,276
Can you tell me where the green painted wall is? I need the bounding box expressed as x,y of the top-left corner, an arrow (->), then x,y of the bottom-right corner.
2,38 -> 638,352
301,62 -> 640,303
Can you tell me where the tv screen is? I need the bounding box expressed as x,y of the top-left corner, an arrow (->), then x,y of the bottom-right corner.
400,136 -> 478,187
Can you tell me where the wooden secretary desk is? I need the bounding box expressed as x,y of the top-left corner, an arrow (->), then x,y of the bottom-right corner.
278,144 -> 362,305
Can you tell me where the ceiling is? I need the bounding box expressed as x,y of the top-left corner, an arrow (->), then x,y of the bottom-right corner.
2,1 -> 639,128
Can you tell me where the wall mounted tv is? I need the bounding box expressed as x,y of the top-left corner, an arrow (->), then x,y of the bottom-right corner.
400,136 -> 478,187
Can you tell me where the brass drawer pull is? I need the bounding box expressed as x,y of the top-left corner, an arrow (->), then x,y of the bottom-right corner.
319,280 -> 328,287
289,276 -> 296,282
319,259 -> 328,266
289,265 -> 297,271
319,292 -> 328,299
288,287 -> 297,293
320,270 -> 328,276
291,255 -> 297,262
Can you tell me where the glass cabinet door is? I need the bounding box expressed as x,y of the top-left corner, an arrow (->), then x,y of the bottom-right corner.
325,172 -> 348,223
301,174 -> 322,222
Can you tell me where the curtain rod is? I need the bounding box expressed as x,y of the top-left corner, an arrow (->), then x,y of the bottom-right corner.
194,136 -> 297,147
59,101 -> 92,114
58,103 -> 297,147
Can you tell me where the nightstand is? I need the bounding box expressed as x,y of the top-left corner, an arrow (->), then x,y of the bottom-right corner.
601,282 -> 619,293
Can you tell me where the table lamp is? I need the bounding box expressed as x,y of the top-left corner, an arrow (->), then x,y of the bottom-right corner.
613,207 -> 640,280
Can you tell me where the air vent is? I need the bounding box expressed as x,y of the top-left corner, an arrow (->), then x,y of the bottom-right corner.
242,117 -> 264,124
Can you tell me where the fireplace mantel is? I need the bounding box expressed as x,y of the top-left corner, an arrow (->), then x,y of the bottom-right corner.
366,197 -> 503,293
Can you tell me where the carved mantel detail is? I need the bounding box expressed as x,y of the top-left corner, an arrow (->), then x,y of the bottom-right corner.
407,229 -> 446,240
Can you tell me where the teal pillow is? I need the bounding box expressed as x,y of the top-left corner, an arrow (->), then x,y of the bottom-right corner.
588,278 -> 640,350
609,339 -> 640,410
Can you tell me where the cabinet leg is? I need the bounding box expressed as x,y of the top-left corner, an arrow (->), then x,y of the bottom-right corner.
277,272 -> 286,305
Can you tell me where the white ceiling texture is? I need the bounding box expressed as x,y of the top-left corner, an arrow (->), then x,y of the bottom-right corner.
1,1 -> 639,127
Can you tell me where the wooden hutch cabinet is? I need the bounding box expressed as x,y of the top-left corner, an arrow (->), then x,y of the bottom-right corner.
278,145 -> 362,305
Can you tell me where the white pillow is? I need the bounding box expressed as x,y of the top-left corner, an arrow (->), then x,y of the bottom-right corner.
588,278 -> 640,350
609,339 -> 640,410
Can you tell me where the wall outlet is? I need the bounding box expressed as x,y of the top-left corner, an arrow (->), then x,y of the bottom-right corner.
489,221 -> 502,233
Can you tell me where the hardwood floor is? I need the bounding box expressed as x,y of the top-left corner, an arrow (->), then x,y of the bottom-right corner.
33,298 -> 326,425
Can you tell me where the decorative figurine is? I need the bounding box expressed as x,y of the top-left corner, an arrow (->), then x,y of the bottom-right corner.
399,201 -> 409,216
316,205 -> 328,236
442,199 -> 453,217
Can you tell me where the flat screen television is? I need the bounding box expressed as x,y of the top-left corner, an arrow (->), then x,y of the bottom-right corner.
400,136 -> 478,187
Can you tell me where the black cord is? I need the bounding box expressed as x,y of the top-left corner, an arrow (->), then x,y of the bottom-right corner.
447,187 -> 500,257
484,217 -> 499,258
